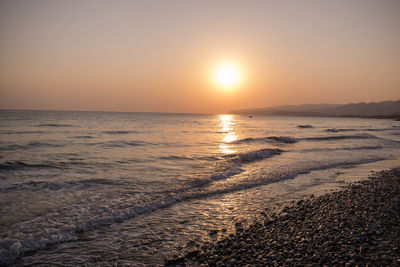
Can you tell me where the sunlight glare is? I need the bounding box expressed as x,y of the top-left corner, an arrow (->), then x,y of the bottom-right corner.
213,62 -> 243,89
218,114 -> 238,154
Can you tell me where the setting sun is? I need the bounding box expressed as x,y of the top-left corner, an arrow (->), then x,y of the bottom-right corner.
213,62 -> 243,89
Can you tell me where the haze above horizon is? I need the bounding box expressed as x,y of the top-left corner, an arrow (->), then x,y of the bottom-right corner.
1,0 -> 400,114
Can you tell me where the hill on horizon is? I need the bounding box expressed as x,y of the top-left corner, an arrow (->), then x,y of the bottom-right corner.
230,100 -> 400,118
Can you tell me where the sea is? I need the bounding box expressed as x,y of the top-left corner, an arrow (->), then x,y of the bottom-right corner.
1,110 -> 400,266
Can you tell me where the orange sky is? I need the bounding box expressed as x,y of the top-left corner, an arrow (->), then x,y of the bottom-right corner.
1,0 -> 400,113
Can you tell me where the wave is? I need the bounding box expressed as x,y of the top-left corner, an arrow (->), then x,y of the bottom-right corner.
297,124 -> 313,128
325,128 -> 355,132
0,159 -> 128,174
267,136 -> 297,143
73,135 -> 94,139
233,136 -> 297,144
104,140 -> 149,147
364,128 -> 391,132
38,124 -> 74,127
0,141 -> 64,151
158,155 -> 195,161
192,149 -> 282,185
229,148 -> 282,163
0,155 -> 388,265
189,165 -> 244,187
0,196 -> 181,266
232,133 -> 393,146
88,140 -> 150,148
185,157 -> 388,204
103,130 -> 138,135
300,145 -> 384,152
326,127 -> 400,133
231,133 -> 382,145
303,133 -> 376,141
0,161 -> 58,171
0,130 -> 47,135
0,178 -> 119,192
197,156 -> 223,161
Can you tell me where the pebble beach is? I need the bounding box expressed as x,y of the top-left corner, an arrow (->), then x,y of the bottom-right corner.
166,168 -> 400,266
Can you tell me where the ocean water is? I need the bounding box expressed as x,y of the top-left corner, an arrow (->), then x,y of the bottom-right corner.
1,110 -> 400,265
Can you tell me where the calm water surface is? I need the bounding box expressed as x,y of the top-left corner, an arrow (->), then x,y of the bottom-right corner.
1,110 -> 400,265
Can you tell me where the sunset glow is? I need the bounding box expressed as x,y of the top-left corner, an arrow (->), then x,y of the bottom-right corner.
0,0 -> 399,114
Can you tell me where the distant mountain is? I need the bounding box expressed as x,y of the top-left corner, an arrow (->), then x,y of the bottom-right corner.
230,100 -> 400,118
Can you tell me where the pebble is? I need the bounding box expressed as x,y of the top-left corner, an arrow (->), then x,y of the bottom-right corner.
165,168 -> 400,266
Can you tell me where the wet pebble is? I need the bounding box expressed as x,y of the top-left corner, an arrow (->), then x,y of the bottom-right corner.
165,168 -> 400,266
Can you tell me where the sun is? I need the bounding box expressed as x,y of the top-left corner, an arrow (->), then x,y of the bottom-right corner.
213,62 -> 243,89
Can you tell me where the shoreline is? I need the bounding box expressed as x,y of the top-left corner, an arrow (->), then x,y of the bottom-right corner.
166,168 -> 400,266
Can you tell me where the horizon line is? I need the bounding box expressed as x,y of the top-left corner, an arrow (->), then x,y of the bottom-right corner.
0,108 -> 215,116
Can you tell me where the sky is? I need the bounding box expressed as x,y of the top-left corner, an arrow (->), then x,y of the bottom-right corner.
1,0 -> 399,113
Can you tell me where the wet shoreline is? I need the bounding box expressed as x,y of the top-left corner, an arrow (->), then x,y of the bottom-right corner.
167,168 -> 400,266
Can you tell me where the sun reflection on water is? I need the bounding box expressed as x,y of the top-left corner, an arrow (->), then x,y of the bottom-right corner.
218,115 -> 238,154
223,132 -> 237,143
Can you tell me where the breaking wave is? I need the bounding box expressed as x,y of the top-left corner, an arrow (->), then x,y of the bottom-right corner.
0,154 -> 388,266
228,148 -> 283,163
